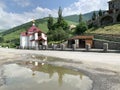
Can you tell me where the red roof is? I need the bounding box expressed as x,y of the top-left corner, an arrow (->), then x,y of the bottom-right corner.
28,26 -> 42,33
21,25 -> 46,37
21,32 -> 27,36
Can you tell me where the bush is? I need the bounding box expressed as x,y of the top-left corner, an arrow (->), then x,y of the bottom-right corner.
48,27 -> 69,42
75,22 -> 88,35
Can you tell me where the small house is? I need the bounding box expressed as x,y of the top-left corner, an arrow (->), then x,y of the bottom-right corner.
67,35 -> 94,48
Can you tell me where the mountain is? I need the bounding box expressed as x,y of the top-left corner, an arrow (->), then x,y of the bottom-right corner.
64,11 -> 98,23
0,29 -> 6,33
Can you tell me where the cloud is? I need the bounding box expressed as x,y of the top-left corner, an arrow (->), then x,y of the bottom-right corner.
63,0 -> 110,16
0,6 -> 57,29
13,0 -> 31,7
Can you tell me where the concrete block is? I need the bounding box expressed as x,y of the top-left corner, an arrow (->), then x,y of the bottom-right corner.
61,44 -> 65,51
103,43 -> 108,52
86,44 -> 91,51
52,45 -> 56,50
39,45 -> 42,50
72,44 -> 76,51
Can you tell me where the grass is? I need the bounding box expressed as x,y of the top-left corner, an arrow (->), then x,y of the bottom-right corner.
86,24 -> 120,35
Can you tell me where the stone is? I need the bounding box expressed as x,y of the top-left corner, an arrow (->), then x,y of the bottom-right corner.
61,44 -> 65,51
39,45 -> 42,50
86,43 -> 91,51
52,45 -> 56,50
72,44 -> 76,51
44,45 -> 48,50
103,43 -> 108,52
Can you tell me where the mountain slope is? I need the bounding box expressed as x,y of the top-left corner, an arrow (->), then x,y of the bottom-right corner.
64,11 -> 98,23
86,24 -> 120,35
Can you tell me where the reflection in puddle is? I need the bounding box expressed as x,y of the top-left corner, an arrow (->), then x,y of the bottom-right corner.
30,55 -> 82,64
0,61 -> 92,90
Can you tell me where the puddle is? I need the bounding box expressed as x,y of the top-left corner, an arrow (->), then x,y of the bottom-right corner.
0,61 -> 92,90
29,54 -> 83,64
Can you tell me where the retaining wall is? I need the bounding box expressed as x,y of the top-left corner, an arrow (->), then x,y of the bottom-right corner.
94,39 -> 120,50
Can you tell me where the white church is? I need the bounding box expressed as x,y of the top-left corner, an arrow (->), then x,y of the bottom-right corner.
20,20 -> 47,49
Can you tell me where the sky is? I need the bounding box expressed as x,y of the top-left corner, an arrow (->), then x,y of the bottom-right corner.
0,0 -> 110,30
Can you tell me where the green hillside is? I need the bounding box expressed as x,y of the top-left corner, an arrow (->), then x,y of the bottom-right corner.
0,29 -> 6,33
85,24 -> 120,35
64,15 -> 79,23
85,24 -> 120,42
64,11 -> 98,23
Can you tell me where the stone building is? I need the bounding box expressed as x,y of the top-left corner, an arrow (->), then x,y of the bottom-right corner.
89,0 -> 120,26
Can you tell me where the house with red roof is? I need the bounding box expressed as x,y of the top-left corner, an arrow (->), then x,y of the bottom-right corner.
20,21 -> 47,49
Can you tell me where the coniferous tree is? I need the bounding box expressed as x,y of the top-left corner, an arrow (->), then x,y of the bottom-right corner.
98,9 -> 103,16
92,11 -> 97,20
57,7 -> 63,24
79,13 -> 83,23
53,7 -> 68,30
47,14 -> 54,30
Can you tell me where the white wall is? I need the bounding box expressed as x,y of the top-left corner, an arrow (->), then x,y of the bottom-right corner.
35,33 -> 38,40
28,35 -> 33,48
20,36 -> 28,48
41,33 -> 47,41
41,33 -> 47,45
35,41 -> 39,47
42,41 -> 47,46
32,41 -> 35,48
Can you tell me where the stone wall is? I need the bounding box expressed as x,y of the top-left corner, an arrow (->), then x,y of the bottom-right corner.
94,39 -> 120,50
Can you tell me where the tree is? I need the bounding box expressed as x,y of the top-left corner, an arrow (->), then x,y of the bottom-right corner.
98,9 -> 103,16
75,22 -> 88,35
0,35 -> 4,42
79,13 -> 83,23
57,7 -> 63,24
47,14 -> 54,30
92,11 -> 97,20
53,7 -> 68,30
47,27 -> 69,42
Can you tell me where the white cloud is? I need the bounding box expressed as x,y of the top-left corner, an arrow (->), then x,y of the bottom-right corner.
0,6 -> 57,29
13,0 -> 31,7
63,0 -> 110,16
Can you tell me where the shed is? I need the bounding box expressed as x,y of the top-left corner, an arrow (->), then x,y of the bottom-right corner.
67,35 -> 94,48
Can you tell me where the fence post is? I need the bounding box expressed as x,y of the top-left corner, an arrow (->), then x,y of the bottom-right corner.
61,44 -> 65,51
44,45 -> 47,50
86,43 -> 91,51
72,44 -> 76,51
103,43 -> 108,52
52,45 -> 56,50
